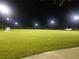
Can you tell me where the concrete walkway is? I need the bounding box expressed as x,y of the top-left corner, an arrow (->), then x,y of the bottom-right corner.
21,47 -> 79,59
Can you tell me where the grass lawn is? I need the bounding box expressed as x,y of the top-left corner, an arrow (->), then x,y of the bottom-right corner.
0,29 -> 79,59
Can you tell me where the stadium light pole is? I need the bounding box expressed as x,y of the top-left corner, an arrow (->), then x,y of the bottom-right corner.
15,22 -> 19,29
48,20 -> 55,29
73,16 -> 79,29
0,4 -> 11,29
34,23 -> 39,29
6,17 -> 10,27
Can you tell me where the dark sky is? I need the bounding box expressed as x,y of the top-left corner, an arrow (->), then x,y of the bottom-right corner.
1,0 -> 79,29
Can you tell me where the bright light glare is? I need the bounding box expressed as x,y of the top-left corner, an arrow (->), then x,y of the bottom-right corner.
74,16 -> 79,20
50,20 -> 55,24
6,17 -> 10,21
15,22 -> 18,25
0,4 -> 10,14
35,23 -> 38,26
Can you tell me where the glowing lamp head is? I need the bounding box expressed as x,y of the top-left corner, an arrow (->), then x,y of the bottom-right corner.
51,21 -> 54,24
0,4 -> 10,14
74,16 -> 79,20
15,22 -> 18,25
35,23 -> 38,26
6,18 -> 10,21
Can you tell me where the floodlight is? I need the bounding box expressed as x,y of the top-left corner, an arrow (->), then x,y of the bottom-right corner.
50,20 -> 55,24
0,4 -> 12,29
71,15 -> 79,29
35,23 -> 38,26
0,4 -> 10,14
15,22 -> 18,25
74,16 -> 79,20
6,17 -> 10,21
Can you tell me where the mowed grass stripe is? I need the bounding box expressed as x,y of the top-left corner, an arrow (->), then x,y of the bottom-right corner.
0,30 -> 79,59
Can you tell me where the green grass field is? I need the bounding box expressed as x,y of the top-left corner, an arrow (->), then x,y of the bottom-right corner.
0,30 -> 79,59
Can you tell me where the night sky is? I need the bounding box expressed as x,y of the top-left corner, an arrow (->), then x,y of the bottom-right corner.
0,0 -> 79,29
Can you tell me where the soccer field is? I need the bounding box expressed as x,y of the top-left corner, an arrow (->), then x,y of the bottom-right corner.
0,30 -> 79,59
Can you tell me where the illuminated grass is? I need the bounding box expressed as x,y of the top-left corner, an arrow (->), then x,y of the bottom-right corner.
0,30 -> 79,59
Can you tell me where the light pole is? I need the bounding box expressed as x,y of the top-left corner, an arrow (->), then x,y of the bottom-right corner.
14,22 -> 19,28
6,17 -> 10,27
34,23 -> 39,29
73,16 -> 79,29
0,4 -> 11,29
49,20 -> 55,29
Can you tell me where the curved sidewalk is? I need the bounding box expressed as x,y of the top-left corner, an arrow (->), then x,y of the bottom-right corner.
21,47 -> 79,59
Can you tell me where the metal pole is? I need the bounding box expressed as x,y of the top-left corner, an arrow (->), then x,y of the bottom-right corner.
1,17 -> 3,29
76,20 -> 78,30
